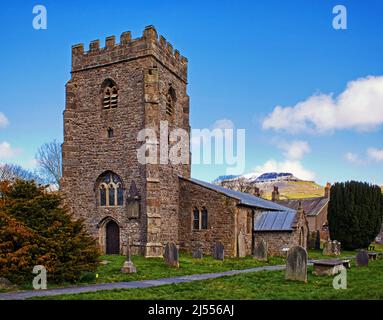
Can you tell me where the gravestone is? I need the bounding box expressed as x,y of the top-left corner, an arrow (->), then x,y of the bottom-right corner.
332,240 -> 341,256
315,230 -> 321,250
307,232 -> 316,250
213,241 -> 224,260
285,246 -> 308,282
356,250 -> 369,267
253,239 -> 268,261
237,230 -> 246,258
323,240 -> 341,256
322,240 -> 332,256
164,242 -> 179,268
192,249 -> 203,259
0,277 -> 13,290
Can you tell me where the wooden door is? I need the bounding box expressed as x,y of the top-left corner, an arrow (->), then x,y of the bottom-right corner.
106,220 -> 120,254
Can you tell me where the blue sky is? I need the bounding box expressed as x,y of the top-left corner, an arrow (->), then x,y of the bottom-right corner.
0,0 -> 383,185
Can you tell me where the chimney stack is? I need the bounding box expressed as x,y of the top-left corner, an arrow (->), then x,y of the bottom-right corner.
324,182 -> 331,198
272,186 -> 279,201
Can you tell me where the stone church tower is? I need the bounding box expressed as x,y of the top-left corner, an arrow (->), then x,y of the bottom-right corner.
62,26 -> 190,257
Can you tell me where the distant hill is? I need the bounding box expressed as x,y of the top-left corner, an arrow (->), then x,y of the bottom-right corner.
213,172 -> 325,200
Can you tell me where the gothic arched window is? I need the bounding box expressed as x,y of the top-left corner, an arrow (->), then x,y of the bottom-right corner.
166,86 -> 176,116
102,80 -> 118,109
97,172 -> 124,207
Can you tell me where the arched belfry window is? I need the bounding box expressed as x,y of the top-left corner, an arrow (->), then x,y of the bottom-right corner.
166,86 -> 176,116
97,171 -> 124,207
102,79 -> 118,109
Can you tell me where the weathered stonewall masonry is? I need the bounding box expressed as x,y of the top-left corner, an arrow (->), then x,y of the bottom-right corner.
62,26 -> 307,258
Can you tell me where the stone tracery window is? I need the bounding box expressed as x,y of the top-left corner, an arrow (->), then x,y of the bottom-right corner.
102,80 -> 118,109
97,172 -> 124,207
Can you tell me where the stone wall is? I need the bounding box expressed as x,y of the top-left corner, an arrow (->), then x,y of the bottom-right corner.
255,208 -> 309,256
179,178 -> 240,257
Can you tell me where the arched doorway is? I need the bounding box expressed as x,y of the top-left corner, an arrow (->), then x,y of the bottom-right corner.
106,220 -> 120,254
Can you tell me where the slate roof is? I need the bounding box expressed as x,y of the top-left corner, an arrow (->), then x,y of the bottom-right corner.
179,177 -> 297,231
276,197 -> 329,216
183,177 -> 295,212
254,210 -> 297,232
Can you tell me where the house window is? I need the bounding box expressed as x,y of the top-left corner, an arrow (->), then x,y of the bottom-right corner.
192,207 -> 208,230
166,86 -> 176,116
102,80 -> 118,109
97,172 -> 124,207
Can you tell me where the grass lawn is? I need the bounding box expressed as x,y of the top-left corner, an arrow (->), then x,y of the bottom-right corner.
6,254 -> 285,292
31,257 -> 383,300
82,254 -> 285,284
4,244 -> 381,293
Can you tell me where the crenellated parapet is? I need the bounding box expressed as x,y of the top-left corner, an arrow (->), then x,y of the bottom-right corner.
71,25 -> 188,82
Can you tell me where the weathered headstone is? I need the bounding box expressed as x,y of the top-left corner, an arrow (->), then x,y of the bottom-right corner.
323,240 -> 341,256
253,239 -> 268,261
213,241 -> 224,260
322,240 -> 332,256
307,232 -> 316,250
285,246 -> 308,282
315,230 -> 321,250
237,230 -> 246,258
121,239 -> 137,273
0,277 -> 13,290
164,242 -> 179,267
192,249 -> 203,259
332,240 -> 341,256
356,250 -> 369,267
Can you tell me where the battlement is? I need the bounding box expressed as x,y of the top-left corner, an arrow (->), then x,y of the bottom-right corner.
71,25 -> 188,82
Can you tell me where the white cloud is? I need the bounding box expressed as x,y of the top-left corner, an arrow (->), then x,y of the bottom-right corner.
367,148 -> 383,162
262,76 -> 383,134
211,119 -> 235,130
275,139 -> 310,160
345,152 -> 363,164
0,112 -> 9,129
0,142 -> 21,160
252,159 -> 315,181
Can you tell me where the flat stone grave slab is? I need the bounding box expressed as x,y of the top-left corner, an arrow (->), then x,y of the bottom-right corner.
368,252 -> 377,260
312,259 -> 346,276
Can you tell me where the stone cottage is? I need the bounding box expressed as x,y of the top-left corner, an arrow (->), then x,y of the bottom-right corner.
61,25 -> 307,258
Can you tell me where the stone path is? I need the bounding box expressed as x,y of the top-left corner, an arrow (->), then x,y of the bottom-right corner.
0,264 -> 286,300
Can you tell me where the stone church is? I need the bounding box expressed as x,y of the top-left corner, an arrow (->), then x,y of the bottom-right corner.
62,26 -> 308,258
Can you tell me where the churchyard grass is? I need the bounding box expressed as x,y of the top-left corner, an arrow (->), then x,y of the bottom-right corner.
93,253 -> 285,284
5,253 -> 285,292
31,257 -> 383,300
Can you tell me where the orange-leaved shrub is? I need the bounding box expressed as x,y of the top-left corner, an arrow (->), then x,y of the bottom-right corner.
0,180 -> 100,284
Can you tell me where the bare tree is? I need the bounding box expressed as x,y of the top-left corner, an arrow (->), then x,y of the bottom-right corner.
0,163 -> 42,182
36,140 -> 62,187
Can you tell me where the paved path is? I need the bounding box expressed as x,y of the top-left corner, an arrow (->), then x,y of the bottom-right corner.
0,264 -> 287,300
